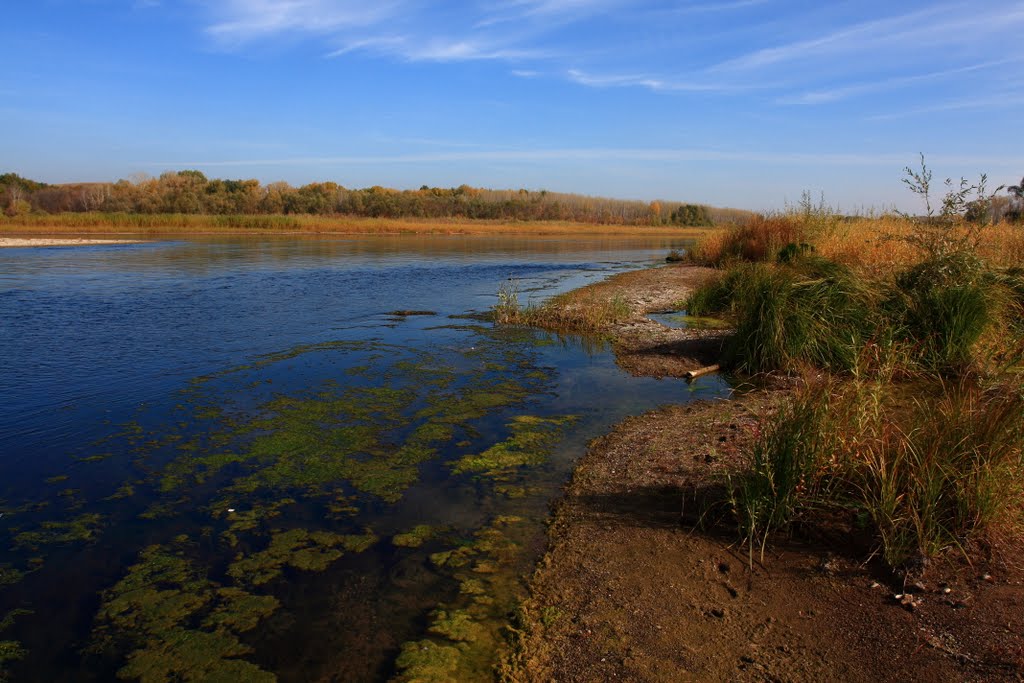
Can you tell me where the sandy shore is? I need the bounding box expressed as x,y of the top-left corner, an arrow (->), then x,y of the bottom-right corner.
507,264 -> 1024,682
0,237 -> 144,248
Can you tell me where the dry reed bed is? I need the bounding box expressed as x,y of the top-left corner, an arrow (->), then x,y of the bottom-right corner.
0,213 -> 715,238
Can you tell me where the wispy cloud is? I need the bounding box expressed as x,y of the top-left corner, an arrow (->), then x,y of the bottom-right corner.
475,0 -> 624,27
713,4 -> 1024,72
868,93 -> 1024,120
664,0 -> 770,14
206,0 -> 402,43
199,0 -> 1024,109
778,59 -> 1017,105
712,6 -> 947,71
325,35 -> 543,62
566,68 -> 732,93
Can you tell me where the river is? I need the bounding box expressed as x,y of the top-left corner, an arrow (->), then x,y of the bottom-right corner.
0,235 -> 729,681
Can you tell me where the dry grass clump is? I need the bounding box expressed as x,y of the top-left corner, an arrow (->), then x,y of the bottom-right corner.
493,281 -> 630,332
735,373 -> 1024,569
686,216 -> 808,267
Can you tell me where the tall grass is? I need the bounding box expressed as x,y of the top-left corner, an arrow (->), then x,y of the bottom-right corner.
733,386 -> 836,558
735,375 -> 1024,569
686,215 -> 806,266
688,250 -> 1018,376
686,257 -> 876,373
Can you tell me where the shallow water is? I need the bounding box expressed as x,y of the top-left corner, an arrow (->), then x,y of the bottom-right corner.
647,310 -> 731,330
0,235 -> 729,681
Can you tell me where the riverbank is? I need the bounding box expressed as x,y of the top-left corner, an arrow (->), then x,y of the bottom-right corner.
0,237 -> 145,248
506,264 -> 1024,682
1,214 -> 716,238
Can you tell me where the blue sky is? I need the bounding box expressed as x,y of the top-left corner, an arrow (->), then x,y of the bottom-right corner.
2,0 -> 1023,211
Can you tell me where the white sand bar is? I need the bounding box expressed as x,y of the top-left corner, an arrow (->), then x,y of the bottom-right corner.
0,238 -> 145,248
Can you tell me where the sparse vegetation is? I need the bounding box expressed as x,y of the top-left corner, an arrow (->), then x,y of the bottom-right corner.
493,284 -> 631,332
685,160 -> 1024,572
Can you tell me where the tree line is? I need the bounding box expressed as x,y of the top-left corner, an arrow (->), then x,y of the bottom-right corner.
0,171 -> 749,226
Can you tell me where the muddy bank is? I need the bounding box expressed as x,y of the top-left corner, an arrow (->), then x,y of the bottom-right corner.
538,263 -> 730,378
509,264 -> 1024,682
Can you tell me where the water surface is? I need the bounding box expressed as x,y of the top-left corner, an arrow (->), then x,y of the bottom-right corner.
0,235 -> 727,681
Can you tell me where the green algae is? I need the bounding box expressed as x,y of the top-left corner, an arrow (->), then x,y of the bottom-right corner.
94,545 -> 278,683
0,640 -> 26,682
201,588 -> 279,633
393,516 -> 535,683
0,568 -> 22,588
118,627 -> 275,683
392,525 -> 442,548
227,528 -> 377,586
451,415 -> 577,479
427,609 -> 488,643
5,329 -> 568,680
138,340 -> 551,512
215,499 -> 295,548
13,512 -> 104,549
393,640 -> 462,683
0,609 -> 30,635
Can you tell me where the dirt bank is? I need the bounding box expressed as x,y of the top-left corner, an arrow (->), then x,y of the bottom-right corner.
509,264 -> 1024,682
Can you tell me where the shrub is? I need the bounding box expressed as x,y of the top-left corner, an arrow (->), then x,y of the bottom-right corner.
885,252 -> 1006,373
687,215 -> 804,266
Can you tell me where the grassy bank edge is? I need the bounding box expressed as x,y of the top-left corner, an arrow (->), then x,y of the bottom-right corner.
0,213 -> 721,238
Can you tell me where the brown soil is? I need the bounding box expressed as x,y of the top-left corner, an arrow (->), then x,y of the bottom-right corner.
551,263 -> 729,378
509,264 -> 1024,683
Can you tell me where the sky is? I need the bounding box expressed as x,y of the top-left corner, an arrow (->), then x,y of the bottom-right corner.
2,0 -> 1023,211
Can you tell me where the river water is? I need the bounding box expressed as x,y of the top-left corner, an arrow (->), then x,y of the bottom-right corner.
0,235 -> 729,682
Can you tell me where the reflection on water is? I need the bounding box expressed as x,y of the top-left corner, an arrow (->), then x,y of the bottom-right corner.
0,234 -> 726,682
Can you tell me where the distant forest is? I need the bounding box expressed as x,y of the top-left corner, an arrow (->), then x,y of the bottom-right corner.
0,171 -> 752,226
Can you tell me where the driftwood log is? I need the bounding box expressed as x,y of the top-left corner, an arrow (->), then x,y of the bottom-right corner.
685,364 -> 720,381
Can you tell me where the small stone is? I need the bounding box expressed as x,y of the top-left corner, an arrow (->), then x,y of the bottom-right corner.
898,594 -> 918,611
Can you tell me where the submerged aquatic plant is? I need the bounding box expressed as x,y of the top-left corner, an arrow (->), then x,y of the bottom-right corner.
394,516 -> 534,683
92,544 -> 279,682
452,415 -> 577,480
